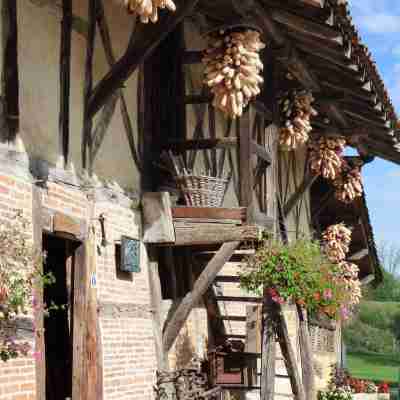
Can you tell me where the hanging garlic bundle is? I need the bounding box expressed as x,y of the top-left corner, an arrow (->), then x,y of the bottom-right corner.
333,162 -> 363,203
279,90 -> 318,150
322,223 -> 352,263
309,136 -> 346,180
123,0 -> 176,23
202,29 -> 265,118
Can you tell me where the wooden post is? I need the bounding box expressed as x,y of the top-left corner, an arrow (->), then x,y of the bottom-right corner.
163,241 -> 240,352
1,0 -> 19,142
297,305 -> 316,400
275,304 -> 305,400
82,0 -> 97,172
147,247 -> 168,369
32,186 -> 46,400
85,226 -> 99,399
238,110 -> 253,220
59,0 -> 72,166
260,296 -> 276,400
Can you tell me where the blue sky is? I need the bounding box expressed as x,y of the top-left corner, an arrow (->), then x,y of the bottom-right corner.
347,0 -> 400,247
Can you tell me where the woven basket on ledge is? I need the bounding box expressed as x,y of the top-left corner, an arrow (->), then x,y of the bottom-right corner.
176,175 -> 230,207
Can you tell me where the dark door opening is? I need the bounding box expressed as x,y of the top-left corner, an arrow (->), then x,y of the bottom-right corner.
43,234 -> 79,400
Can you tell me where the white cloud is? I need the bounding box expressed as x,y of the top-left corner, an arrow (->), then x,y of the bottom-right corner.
357,14 -> 400,34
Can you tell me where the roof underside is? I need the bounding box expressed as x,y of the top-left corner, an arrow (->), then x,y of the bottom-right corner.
196,0 -> 400,164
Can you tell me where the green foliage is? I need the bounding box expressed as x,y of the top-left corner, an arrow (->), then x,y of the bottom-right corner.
347,352 -> 400,383
318,388 -> 352,400
365,270 -> 400,302
239,239 -> 357,320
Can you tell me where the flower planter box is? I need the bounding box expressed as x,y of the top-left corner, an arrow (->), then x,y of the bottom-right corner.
351,394 -> 390,400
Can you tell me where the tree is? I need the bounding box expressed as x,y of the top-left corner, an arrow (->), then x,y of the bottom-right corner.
377,241 -> 400,276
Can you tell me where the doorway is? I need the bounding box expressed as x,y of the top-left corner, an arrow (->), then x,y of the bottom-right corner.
43,234 -> 79,400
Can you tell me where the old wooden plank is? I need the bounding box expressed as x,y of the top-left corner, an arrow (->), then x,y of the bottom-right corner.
2,0 -> 19,140
171,206 -> 246,221
72,243 -> 87,400
283,173 -> 318,217
53,212 -> 82,238
91,93 -> 119,161
261,297 -> 276,400
85,227 -> 98,400
171,223 -> 260,246
148,247 -> 168,369
275,304 -> 306,400
251,141 -> 272,164
96,318 -> 104,399
82,0 -> 97,171
32,186 -> 46,400
59,0 -> 72,166
143,192 -> 175,244
88,0 -> 200,118
163,137 -> 237,152
163,241 -> 240,352
215,296 -> 262,303
297,306 -> 316,400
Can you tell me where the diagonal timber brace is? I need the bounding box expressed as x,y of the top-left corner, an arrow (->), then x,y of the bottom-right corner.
162,241 -> 240,352
88,0 -> 199,118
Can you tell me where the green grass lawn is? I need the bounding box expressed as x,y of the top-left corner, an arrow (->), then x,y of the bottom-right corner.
347,351 -> 400,383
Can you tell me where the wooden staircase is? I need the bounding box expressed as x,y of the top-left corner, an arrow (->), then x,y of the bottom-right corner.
195,248 -> 296,399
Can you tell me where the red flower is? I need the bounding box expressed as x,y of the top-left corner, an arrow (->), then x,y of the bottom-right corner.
313,292 -> 321,301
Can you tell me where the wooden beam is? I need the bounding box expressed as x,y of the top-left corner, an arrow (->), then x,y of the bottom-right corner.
163,137 -> 237,152
97,0 -> 142,171
142,192 -> 176,244
260,297 -> 276,400
2,0 -> 19,141
283,173 -> 318,217
163,241 -> 240,352
59,0 -> 72,166
91,93 -> 119,161
88,0 -> 199,118
172,223 -> 260,246
349,248 -> 369,261
32,187 -> 46,400
171,207 -> 246,221
82,0 -> 97,171
297,306 -> 316,400
252,140 -> 272,164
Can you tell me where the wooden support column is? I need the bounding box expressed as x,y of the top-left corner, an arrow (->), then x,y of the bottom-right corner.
260,296 -> 276,400
32,186 -> 46,400
59,0 -> 72,166
275,305 -> 305,400
148,247 -> 168,369
1,0 -> 19,142
297,305 -> 316,400
163,241 -> 240,352
82,0 -> 97,172
238,110 -> 253,220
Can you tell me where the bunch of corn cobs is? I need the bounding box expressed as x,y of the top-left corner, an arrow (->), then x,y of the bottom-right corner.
322,223 -> 352,263
123,0 -> 176,23
309,136 -> 346,180
279,90 -> 317,150
202,29 -> 265,118
333,161 -> 363,203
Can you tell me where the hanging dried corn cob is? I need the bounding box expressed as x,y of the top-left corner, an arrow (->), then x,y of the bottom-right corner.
279,90 -> 318,150
202,29 -> 265,118
333,161 -> 363,203
322,223 -> 352,263
123,0 -> 176,23
309,136 -> 346,180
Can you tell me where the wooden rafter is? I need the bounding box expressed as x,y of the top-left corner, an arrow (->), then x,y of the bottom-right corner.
82,0 -> 97,171
2,0 -> 19,141
88,0 -> 200,118
163,241 -> 240,352
59,0 -> 72,166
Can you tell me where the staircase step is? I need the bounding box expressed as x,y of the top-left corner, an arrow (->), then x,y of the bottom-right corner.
214,276 -> 240,283
222,334 -> 246,339
218,315 -> 247,322
216,296 -> 262,303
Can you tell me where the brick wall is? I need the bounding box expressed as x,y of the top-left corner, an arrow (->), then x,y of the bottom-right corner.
0,165 -> 157,400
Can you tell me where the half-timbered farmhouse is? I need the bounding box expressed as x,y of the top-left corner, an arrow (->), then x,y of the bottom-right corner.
0,0 -> 398,399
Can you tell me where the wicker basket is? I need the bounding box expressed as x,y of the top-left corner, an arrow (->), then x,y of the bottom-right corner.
176,175 -> 229,207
